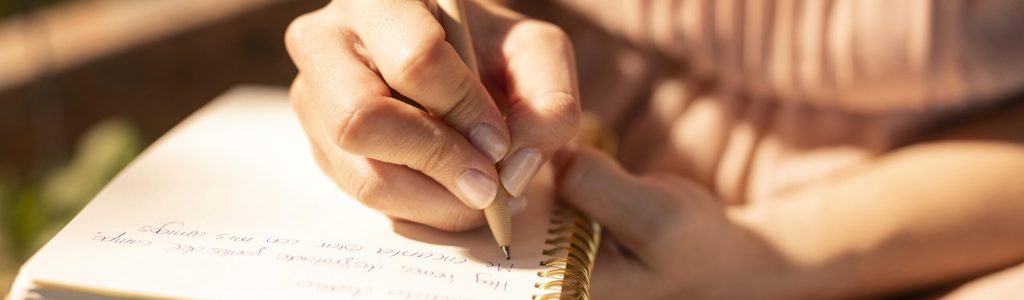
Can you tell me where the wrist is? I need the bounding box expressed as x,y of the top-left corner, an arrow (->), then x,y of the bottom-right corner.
726,201 -> 855,299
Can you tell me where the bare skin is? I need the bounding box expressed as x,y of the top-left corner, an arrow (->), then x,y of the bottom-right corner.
286,0 -> 580,231
554,95 -> 1024,299
288,0 -> 1024,298
532,0 -> 1024,298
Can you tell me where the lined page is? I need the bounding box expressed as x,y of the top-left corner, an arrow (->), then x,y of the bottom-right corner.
11,86 -> 554,300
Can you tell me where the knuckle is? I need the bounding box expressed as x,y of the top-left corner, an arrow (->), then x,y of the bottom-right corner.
284,13 -> 319,56
541,91 -> 582,140
330,99 -> 386,152
390,28 -> 447,87
438,78 -> 477,120
347,169 -> 391,210
330,107 -> 360,151
417,131 -> 456,173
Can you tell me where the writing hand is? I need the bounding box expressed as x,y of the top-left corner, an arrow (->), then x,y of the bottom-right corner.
286,0 -> 580,231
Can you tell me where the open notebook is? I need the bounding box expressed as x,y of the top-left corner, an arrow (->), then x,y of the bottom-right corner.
8,86 -> 598,300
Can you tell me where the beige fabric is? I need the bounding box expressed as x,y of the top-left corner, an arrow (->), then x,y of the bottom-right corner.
546,0 -> 1024,204
558,0 -> 1024,113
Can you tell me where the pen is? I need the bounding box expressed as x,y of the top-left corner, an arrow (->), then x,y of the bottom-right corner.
436,0 -> 513,260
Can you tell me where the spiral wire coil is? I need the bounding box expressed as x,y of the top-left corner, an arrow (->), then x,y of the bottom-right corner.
532,206 -> 601,300
532,113 -> 612,300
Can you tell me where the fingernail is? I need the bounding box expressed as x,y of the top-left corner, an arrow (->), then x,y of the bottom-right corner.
509,196 -> 527,216
500,148 -> 543,197
469,124 -> 509,163
456,169 -> 497,209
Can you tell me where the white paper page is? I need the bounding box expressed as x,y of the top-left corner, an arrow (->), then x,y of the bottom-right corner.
11,86 -> 555,300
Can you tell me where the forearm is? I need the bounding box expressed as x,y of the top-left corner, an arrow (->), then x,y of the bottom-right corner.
732,140 -> 1024,298
549,0 -> 1024,114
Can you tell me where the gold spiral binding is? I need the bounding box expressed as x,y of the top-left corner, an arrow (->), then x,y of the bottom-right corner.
532,113 -> 613,300
532,206 -> 601,300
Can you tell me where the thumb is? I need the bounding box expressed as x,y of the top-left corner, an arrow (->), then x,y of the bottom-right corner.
553,147 -> 678,253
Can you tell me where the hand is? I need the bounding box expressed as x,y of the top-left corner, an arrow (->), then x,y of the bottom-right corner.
557,99 -> 1024,299
554,146 -> 798,300
286,0 -> 580,231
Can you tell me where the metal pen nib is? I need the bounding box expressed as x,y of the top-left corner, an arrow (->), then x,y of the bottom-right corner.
501,245 -> 510,260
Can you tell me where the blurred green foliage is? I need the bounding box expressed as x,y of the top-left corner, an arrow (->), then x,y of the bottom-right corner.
0,0 -> 68,20
1,118 -> 141,261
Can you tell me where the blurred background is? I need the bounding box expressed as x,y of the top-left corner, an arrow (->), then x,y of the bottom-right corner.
0,0 -> 330,294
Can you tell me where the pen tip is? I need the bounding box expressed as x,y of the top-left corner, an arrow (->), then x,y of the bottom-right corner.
501,245 -> 510,260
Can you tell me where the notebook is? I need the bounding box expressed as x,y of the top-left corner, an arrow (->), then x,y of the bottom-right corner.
7,86 -> 599,300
